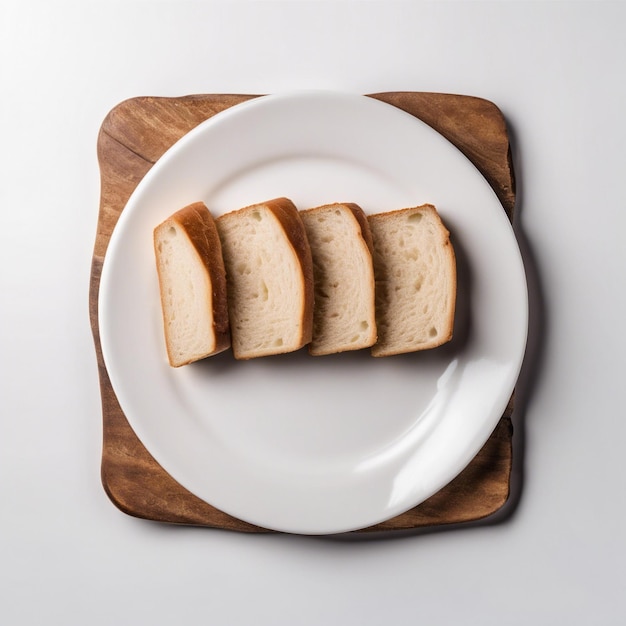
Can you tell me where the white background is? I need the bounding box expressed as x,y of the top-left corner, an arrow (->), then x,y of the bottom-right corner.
1,1 -> 625,624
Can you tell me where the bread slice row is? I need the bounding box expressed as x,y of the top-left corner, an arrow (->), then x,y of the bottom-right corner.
153,198 -> 456,366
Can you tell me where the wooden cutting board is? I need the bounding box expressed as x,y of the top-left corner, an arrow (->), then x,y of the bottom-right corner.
90,92 -> 517,533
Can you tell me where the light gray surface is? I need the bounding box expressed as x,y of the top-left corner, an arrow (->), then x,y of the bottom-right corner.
1,1 -> 624,624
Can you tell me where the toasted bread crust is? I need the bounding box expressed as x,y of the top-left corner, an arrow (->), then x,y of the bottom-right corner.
345,203 -> 375,256
262,198 -> 315,348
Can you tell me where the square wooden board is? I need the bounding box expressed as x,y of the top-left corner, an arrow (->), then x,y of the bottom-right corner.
90,92 -> 517,533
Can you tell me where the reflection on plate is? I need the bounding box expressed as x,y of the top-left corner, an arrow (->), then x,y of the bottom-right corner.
98,91 -> 527,534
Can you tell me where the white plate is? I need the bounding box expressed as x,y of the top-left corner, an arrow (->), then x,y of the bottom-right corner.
99,91 -> 528,535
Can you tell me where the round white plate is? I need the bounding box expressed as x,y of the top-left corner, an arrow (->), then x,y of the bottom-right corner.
99,91 -> 528,535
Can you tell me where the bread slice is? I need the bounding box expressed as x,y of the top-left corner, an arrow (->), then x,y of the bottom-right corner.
153,202 -> 230,367
368,204 -> 456,357
300,203 -> 377,355
216,197 -> 314,360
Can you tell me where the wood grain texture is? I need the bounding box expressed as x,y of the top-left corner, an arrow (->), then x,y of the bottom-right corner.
90,92 -> 517,533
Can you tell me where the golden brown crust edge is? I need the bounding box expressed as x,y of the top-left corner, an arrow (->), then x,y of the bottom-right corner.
154,202 -> 231,366
440,232 -> 457,346
261,197 -> 315,350
344,203 -> 375,257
